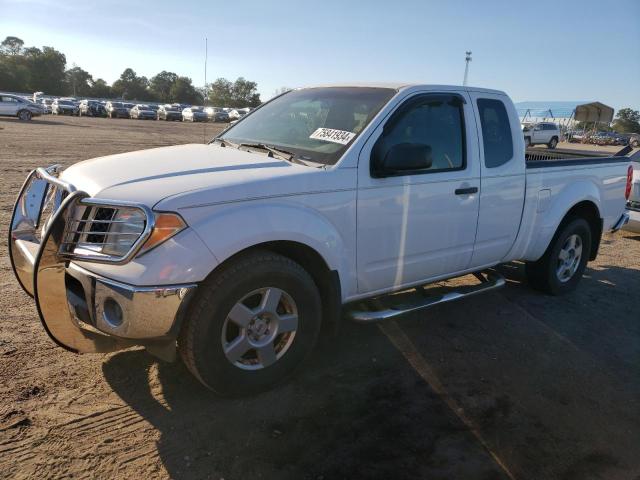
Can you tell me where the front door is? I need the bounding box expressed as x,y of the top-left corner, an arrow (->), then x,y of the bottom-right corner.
356,91 -> 481,294
0,96 -> 19,115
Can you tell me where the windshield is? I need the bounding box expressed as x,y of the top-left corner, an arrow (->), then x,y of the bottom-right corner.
58,100 -> 74,106
217,87 -> 396,165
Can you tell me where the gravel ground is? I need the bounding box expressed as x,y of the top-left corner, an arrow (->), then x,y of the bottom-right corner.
1,115 -> 639,480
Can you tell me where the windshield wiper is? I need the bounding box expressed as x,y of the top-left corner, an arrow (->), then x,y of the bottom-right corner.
214,138 -> 322,167
213,137 -> 239,148
238,143 -> 295,162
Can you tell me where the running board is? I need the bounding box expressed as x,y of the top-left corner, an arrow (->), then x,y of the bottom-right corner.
347,269 -> 505,323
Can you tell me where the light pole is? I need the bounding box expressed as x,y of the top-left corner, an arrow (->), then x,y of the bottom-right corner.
463,51 -> 472,86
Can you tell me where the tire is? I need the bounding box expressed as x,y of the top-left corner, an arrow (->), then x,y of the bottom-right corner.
525,137 -> 532,148
17,110 -> 32,121
525,217 -> 592,295
178,250 -> 322,396
547,137 -> 558,149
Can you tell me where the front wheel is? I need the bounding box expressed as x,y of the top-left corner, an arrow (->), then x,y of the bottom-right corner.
525,137 -> 532,148
178,250 -> 322,396
525,217 -> 592,295
18,110 -> 32,121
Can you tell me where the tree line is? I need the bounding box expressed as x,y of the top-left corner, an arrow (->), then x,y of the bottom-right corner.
0,36 -> 262,107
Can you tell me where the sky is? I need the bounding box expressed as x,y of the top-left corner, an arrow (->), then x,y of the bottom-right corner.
2,0 -> 639,110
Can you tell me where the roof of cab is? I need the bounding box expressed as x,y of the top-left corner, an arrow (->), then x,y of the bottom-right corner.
297,83 -> 507,96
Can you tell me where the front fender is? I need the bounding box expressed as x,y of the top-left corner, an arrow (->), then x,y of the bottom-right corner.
183,200 -> 355,299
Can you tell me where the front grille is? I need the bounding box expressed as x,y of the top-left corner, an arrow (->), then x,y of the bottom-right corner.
61,203 -> 147,260
85,207 -> 116,243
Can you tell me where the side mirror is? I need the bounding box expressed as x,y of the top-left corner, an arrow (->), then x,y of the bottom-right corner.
372,143 -> 433,177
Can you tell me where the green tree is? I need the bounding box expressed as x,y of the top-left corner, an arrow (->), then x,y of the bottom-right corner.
90,78 -> 112,98
612,108 -> 640,133
0,36 -> 24,56
112,68 -> 154,101
208,77 -> 233,106
23,46 -> 67,94
231,77 -> 261,107
150,70 -> 178,102
65,66 -> 93,96
208,77 -> 261,107
169,76 -> 203,104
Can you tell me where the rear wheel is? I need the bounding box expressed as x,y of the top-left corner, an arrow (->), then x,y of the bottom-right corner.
548,137 -> 558,149
18,110 -> 32,121
525,217 -> 592,295
178,250 -> 322,396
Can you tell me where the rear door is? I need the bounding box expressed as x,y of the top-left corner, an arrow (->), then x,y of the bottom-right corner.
356,91 -> 481,293
467,92 -> 526,267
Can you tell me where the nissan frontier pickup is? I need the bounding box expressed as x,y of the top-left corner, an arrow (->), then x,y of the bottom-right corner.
9,84 -> 633,395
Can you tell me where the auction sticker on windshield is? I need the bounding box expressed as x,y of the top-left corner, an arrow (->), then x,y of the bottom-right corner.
309,128 -> 356,145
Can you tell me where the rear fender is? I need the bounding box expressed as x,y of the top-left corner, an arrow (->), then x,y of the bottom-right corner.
525,180 -> 601,261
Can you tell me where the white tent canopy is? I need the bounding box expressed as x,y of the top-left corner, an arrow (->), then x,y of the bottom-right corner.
515,101 -> 615,124
574,102 -> 614,124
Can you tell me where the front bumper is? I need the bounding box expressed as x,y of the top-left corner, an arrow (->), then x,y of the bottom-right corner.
623,205 -> 640,233
8,167 -> 197,356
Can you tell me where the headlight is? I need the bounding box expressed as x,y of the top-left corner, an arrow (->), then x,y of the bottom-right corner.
101,207 -> 147,256
63,200 -> 186,263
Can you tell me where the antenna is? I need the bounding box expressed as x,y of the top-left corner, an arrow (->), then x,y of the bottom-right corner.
203,37 -> 208,144
463,51 -> 472,86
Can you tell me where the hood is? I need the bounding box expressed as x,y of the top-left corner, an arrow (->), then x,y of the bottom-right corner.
60,143 -> 343,210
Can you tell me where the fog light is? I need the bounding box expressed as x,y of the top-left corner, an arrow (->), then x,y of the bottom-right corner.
103,297 -> 123,327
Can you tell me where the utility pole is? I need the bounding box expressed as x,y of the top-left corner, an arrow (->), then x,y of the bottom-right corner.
463,51 -> 472,86
204,37 -> 208,104
203,37 -> 208,144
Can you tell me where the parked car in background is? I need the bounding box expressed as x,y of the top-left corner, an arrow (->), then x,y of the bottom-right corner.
123,103 -> 135,117
40,98 -> 53,114
51,99 -> 79,116
227,109 -> 245,121
205,106 -> 230,122
78,100 -> 107,117
182,106 -> 208,122
130,104 -> 158,120
105,101 -> 130,119
567,129 -> 586,143
522,122 -> 560,148
625,133 -> 640,148
157,104 -> 183,121
0,93 -> 44,120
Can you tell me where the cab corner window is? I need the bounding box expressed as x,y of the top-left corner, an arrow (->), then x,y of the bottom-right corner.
372,95 -> 465,178
477,98 -> 513,168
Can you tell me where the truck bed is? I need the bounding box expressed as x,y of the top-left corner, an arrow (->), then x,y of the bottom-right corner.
525,146 -> 636,167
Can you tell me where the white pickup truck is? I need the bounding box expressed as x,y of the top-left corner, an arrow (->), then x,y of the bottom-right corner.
9,84 -> 633,395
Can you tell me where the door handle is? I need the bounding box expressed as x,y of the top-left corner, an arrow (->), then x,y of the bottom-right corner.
454,187 -> 478,195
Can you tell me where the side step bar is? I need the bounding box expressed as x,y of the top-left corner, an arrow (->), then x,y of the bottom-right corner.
347,269 -> 505,323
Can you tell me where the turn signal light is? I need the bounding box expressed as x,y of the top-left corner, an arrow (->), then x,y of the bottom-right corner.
139,213 -> 187,254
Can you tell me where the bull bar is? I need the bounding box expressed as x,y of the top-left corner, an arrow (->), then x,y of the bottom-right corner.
8,166 -> 196,357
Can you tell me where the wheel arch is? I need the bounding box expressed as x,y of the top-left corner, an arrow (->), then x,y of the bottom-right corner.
557,200 -> 602,260
205,240 -> 343,333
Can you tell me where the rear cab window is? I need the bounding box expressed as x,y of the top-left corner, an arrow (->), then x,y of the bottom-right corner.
477,98 -> 513,168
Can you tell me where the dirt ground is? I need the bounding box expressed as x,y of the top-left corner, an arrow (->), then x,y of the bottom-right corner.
1,115 -> 639,480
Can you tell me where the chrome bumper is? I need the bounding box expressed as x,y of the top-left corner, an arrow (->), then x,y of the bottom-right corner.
8,167 -> 196,355
611,211 -> 630,232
